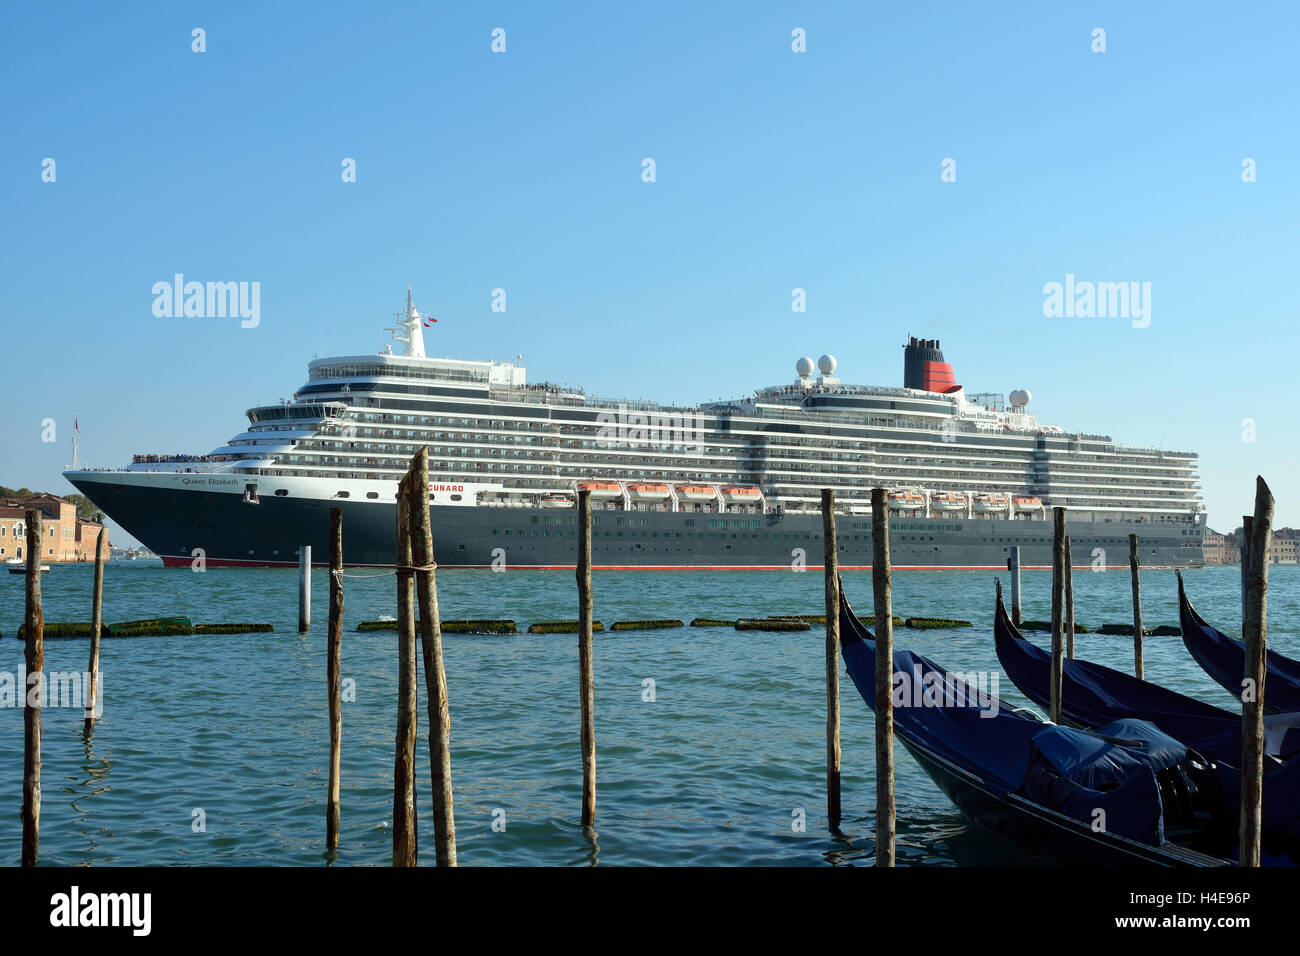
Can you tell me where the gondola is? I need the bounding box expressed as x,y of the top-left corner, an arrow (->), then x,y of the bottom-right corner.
993,583 -> 1300,765
1178,571 -> 1300,715
838,581 -> 1237,866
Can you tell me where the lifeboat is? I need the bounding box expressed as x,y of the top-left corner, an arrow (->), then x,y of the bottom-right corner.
929,492 -> 967,512
539,494 -> 574,509
972,493 -> 1010,513
675,483 -> 717,502
576,481 -> 622,500
720,486 -> 762,502
628,482 -> 671,501
1012,495 -> 1043,513
887,490 -> 925,511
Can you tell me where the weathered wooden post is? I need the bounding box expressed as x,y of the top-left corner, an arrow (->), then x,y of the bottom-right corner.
1008,546 -> 1022,627
1064,537 -> 1075,660
577,488 -> 597,828
1240,516 -> 1253,641
821,489 -> 841,829
85,526 -> 106,733
1049,507 -> 1066,723
298,545 -> 311,632
1129,533 -> 1144,680
409,449 -> 457,866
393,475 -> 418,866
870,488 -> 895,867
326,507 -> 343,852
22,511 -> 43,867
1240,477 -> 1273,867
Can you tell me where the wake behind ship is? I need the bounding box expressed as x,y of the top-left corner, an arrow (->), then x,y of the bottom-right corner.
65,291 -> 1206,569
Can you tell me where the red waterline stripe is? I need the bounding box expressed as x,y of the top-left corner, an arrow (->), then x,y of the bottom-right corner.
161,555 -> 1189,571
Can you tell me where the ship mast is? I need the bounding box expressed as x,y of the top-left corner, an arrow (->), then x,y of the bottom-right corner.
387,285 -> 428,358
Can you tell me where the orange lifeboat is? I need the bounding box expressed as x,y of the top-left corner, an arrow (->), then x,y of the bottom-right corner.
576,481 -> 622,500
887,490 -> 925,510
720,486 -> 761,502
929,492 -> 967,512
973,493 -> 1009,513
1012,495 -> 1043,513
628,482 -> 671,501
675,483 -> 717,502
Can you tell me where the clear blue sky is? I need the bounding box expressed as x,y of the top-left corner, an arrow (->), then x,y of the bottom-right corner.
3,1 -> 1297,545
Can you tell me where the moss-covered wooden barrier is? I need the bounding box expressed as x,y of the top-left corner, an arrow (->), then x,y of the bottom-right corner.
18,622 -> 103,638
110,619 -> 194,637
441,619 -> 518,635
527,620 -> 606,634
861,615 -> 905,627
1018,620 -> 1095,634
904,617 -> 973,630
193,623 -> 275,634
609,619 -> 684,631
1098,623 -> 1180,637
690,617 -> 736,627
358,618 -> 518,634
736,617 -> 811,632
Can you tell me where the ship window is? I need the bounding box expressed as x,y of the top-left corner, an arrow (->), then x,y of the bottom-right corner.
366,492 -> 379,499
336,491 -> 350,498
275,489 -> 289,497
451,494 -> 462,502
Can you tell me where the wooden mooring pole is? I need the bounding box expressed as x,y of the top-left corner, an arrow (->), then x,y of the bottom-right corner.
821,489 -> 841,829
1049,507 -> 1065,724
1008,546 -> 1022,627
22,511 -> 44,867
1064,537 -> 1075,660
870,488 -> 895,867
85,526 -> 106,733
393,476 -> 418,866
1129,533 -> 1144,680
410,448 -> 457,866
577,488 -> 597,828
298,545 -> 311,632
326,507 -> 343,852
1240,516 -> 1253,641
1240,477 -> 1273,867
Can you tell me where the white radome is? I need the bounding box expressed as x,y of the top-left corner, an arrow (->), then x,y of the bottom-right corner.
817,353 -> 837,375
796,356 -> 815,377
1009,389 -> 1031,408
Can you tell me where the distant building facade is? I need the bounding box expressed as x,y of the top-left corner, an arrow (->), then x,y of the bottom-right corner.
1206,527 -> 1297,565
0,494 -> 108,562
1202,528 -> 1227,564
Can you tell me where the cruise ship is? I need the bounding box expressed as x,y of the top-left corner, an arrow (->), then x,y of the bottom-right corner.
64,290 -> 1206,569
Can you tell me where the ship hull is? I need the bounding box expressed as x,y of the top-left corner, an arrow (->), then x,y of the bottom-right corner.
67,473 -> 1205,570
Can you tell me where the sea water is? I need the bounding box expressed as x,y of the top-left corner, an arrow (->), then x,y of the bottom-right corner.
0,563 -> 1293,866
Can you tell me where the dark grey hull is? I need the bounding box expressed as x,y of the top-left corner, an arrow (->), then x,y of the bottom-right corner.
69,477 -> 1204,570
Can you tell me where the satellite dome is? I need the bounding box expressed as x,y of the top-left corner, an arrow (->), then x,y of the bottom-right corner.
1009,389 -> 1031,408
817,353 -> 837,375
795,356 -> 815,377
